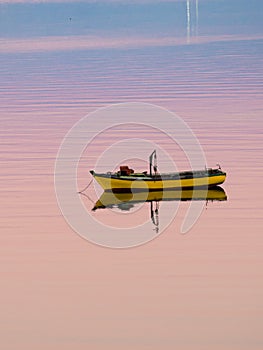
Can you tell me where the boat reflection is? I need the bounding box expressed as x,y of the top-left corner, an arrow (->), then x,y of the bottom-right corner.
89,186 -> 227,233
92,186 -> 227,211
92,187 -> 227,233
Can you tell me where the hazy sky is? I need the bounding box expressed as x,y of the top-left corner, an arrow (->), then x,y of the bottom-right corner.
0,0 -> 262,41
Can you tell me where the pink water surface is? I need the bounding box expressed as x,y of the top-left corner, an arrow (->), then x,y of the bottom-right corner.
1,36 -> 263,350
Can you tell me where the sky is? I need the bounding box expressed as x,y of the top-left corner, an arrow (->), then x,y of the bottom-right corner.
0,0 -> 262,44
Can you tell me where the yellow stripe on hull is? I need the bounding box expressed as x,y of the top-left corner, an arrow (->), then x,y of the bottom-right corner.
93,174 -> 226,191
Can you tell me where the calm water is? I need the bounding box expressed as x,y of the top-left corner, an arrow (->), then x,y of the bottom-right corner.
1,1 -> 263,349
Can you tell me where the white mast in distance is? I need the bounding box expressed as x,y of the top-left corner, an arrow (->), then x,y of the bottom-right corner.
196,0 -> 199,36
186,0 -> 191,43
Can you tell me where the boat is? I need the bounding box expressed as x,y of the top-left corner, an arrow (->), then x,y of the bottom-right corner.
92,187 -> 227,211
90,150 -> 226,192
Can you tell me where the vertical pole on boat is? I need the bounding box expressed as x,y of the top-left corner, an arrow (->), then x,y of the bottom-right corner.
149,150 -> 157,177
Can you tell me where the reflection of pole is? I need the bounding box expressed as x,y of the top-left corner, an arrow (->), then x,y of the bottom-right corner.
187,0 -> 190,43
150,201 -> 159,234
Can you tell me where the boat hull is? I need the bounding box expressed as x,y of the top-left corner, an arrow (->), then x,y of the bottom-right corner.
91,170 -> 226,192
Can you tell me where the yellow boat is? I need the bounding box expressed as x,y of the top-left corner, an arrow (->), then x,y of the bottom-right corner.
92,187 -> 227,211
90,150 -> 226,192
